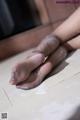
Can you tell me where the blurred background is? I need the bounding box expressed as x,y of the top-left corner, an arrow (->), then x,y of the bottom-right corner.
0,0 -> 42,40
0,0 -> 79,60
0,0 -> 78,41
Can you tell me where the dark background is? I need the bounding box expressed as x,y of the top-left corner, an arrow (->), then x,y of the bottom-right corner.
0,0 -> 41,40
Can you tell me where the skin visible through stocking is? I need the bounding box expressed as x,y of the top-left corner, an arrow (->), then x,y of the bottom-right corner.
10,35 -> 60,86
10,7 -> 80,89
10,53 -> 45,85
16,47 -> 67,90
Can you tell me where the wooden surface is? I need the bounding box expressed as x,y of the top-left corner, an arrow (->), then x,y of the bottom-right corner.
0,49 -> 80,120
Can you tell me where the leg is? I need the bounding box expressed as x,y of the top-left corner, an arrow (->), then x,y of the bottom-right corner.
10,7 -> 80,87
63,35 -> 80,51
16,34 -> 80,89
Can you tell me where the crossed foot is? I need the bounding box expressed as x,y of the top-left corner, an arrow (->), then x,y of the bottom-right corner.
9,35 -> 67,90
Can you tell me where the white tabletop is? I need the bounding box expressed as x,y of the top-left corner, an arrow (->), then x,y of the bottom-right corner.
0,49 -> 80,120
